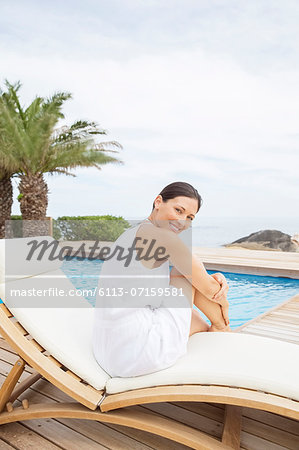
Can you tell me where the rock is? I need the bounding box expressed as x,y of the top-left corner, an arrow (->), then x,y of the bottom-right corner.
291,233 -> 299,245
225,229 -> 299,252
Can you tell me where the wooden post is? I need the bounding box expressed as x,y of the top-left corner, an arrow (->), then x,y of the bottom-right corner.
9,371 -> 42,404
0,359 -> 25,413
222,405 -> 242,449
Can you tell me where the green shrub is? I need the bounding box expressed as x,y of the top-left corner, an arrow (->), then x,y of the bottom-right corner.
7,215 -> 130,241
53,215 -> 131,241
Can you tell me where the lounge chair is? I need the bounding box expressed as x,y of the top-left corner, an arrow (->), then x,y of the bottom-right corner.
0,236 -> 298,450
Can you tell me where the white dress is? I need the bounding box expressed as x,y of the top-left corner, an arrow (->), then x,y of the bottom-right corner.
92,219 -> 192,377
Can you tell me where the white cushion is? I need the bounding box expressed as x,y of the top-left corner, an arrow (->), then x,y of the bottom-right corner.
0,236 -> 63,284
2,268 -> 110,391
106,332 -> 299,400
0,268 -> 89,308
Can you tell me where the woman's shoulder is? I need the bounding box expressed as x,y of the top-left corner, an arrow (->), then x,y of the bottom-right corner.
136,222 -> 179,248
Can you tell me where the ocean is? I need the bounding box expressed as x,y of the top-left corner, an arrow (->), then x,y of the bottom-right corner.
187,216 -> 298,248
128,216 -> 298,248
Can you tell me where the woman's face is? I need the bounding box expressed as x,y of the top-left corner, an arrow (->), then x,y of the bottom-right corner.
150,195 -> 198,233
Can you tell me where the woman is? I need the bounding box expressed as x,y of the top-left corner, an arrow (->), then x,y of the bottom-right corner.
93,181 -> 230,377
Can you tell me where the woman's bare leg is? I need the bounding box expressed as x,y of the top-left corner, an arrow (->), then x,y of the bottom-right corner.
193,288 -> 231,332
170,266 -> 231,334
189,308 -> 210,336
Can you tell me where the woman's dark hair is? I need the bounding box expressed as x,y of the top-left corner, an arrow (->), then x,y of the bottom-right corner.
152,181 -> 202,213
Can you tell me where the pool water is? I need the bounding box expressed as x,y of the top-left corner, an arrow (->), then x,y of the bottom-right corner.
61,257 -> 299,330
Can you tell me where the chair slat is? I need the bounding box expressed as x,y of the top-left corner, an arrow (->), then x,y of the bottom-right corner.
46,355 -> 63,367
66,370 -> 82,382
11,320 -> 28,336
0,304 -> 13,318
27,337 -> 45,352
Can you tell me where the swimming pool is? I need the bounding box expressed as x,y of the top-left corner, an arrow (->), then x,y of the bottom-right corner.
61,257 -> 299,330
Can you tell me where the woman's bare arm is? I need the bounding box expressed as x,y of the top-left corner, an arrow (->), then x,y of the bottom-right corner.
172,246 -> 221,300
140,225 -> 221,300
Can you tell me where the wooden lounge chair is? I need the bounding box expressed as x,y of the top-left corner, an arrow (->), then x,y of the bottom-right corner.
0,236 -> 298,450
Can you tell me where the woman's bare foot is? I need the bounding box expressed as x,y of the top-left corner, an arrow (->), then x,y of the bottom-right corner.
208,323 -> 232,332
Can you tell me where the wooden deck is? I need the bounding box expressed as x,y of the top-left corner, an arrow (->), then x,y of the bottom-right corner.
236,294 -> 299,344
194,247 -> 299,279
0,249 -> 299,449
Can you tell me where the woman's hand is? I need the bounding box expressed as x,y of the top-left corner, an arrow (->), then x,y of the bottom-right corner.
210,273 -> 230,325
210,273 -> 229,304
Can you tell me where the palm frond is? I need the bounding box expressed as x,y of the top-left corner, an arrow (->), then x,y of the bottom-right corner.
24,96 -> 44,125
0,99 -> 30,167
70,120 -> 107,135
94,141 -> 123,151
4,80 -> 26,125
47,168 -> 77,177
42,91 -> 72,119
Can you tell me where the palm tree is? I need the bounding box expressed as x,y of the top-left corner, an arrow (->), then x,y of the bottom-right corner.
0,83 -> 22,237
0,80 -> 123,237
0,170 -> 13,238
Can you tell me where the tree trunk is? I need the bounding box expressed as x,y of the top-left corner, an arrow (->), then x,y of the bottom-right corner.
0,175 -> 13,239
19,173 -> 50,237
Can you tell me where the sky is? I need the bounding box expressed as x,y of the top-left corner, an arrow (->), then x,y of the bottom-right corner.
1,0 -> 299,224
